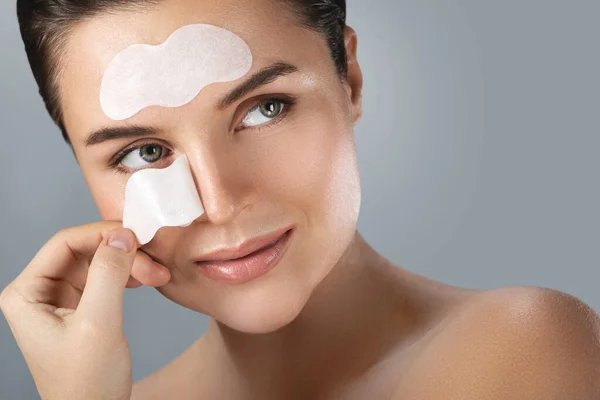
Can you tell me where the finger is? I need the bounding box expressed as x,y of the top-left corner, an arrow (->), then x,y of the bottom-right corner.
19,222 -> 125,283
131,251 -> 171,288
75,228 -> 137,327
13,222 -> 132,307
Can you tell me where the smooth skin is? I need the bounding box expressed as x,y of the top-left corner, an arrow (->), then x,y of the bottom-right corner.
3,0 -> 600,399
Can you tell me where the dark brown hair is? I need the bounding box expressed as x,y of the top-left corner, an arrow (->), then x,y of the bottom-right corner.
16,0 -> 348,145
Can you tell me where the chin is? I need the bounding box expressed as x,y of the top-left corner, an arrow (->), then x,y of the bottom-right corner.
214,288 -> 310,334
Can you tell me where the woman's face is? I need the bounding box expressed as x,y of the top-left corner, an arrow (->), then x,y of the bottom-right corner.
58,0 -> 363,333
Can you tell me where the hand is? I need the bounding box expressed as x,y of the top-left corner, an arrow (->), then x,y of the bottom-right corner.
0,222 -> 171,400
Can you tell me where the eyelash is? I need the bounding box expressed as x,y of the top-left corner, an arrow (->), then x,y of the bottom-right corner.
107,95 -> 297,174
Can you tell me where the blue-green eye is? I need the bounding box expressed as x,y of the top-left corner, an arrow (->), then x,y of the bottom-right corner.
121,144 -> 165,169
241,100 -> 285,127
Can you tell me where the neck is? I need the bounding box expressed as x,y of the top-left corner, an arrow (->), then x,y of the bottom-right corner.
203,230 -> 421,394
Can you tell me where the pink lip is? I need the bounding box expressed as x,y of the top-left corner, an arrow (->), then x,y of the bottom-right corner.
194,227 -> 294,285
193,225 -> 294,262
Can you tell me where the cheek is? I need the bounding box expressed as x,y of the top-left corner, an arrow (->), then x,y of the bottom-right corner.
85,174 -> 127,221
240,115 -> 361,224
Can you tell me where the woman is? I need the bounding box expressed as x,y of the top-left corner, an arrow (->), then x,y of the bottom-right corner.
2,0 -> 599,399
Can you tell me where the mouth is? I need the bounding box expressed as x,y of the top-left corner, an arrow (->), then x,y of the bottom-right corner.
194,227 -> 294,285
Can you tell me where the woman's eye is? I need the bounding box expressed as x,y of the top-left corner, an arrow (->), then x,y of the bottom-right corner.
120,144 -> 165,169
241,99 -> 285,128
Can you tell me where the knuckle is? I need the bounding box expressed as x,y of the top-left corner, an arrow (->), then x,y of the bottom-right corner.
0,286 -> 10,309
0,284 -> 24,315
54,226 -> 77,240
93,251 -> 129,274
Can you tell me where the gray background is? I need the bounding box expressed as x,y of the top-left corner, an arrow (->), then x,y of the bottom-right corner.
1,0 -> 599,398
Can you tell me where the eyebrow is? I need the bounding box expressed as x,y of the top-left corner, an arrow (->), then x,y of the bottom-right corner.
217,61 -> 298,109
84,61 -> 299,147
85,125 -> 160,147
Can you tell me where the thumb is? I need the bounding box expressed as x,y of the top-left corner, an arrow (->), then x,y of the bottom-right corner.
76,228 -> 137,328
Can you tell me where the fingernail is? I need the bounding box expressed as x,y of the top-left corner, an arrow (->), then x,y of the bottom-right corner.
108,229 -> 135,252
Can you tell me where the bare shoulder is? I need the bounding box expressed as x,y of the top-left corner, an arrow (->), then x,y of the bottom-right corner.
395,286 -> 600,399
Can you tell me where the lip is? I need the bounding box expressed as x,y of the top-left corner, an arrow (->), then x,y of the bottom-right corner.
193,225 -> 294,262
195,227 -> 294,285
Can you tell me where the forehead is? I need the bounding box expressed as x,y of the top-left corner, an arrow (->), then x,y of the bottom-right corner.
59,0 -> 326,138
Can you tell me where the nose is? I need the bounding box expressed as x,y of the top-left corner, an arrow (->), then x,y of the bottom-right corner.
186,149 -> 245,226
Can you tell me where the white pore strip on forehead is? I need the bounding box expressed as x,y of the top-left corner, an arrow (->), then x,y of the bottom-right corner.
99,23 -> 253,121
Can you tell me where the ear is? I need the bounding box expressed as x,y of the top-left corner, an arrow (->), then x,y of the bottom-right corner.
343,25 -> 364,126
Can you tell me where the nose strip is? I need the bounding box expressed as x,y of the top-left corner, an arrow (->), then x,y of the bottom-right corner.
123,155 -> 205,245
